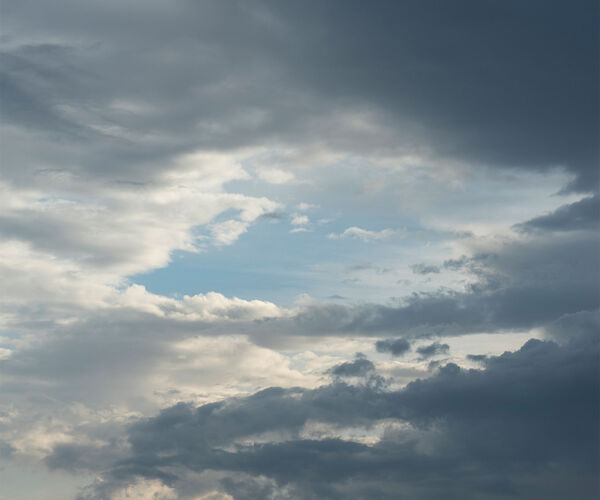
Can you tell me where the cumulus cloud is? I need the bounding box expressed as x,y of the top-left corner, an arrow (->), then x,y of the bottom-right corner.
1,1 -> 598,498
75,327 -> 599,499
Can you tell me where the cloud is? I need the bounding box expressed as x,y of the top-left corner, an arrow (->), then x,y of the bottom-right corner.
76,326 -> 599,499
296,203 -> 318,211
290,214 -> 309,226
375,338 -> 411,356
410,263 -> 440,275
514,195 -> 600,233
255,167 -> 297,185
416,342 -> 449,359
271,230 -> 599,338
466,354 -> 487,363
209,220 -> 250,246
1,2 -> 598,497
1,0 -> 597,198
328,227 -> 400,242
329,353 -> 375,378
0,153 -> 280,276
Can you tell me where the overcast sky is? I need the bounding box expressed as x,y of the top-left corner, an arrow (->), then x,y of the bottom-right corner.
0,1 -> 598,499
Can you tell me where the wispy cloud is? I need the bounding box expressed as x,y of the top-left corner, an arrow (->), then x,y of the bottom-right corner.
328,226 -> 403,242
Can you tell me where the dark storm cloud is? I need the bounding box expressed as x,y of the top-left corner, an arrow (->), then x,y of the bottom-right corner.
329,353 -> 374,378
2,0 -> 597,190
514,195 -> 600,233
78,323 -> 599,499
283,0 -> 599,191
375,338 -> 411,356
416,342 -> 449,359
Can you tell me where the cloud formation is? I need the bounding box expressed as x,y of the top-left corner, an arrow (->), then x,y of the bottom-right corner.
416,342 -> 449,359
328,227 -> 401,242
75,324 -> 599,499
329,353 -> 375,378
375,338 -> 411,356
1,1 -> 598,498
514,195 -> 600,233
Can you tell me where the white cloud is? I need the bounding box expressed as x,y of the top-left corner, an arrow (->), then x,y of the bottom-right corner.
297,202 -> 319,211
116,285 -> 287,322
255,167 -> 297,185
110,479 -> 178,500
290,214 -> 309,226
328,226 -> 403,242
209,219 -> 249,246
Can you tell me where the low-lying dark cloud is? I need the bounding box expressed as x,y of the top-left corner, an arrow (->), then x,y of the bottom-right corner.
329,353 -> 375,378
416,342 -> 449,359
75,322 -> 599,499
375,338 -> 411,356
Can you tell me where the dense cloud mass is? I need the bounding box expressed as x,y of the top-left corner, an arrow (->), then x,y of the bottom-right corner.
1,1 -> 598,499
73,323 -> 599,500
1,0 -> 598,190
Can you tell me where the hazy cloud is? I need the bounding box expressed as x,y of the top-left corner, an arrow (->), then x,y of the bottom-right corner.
328,227 -> 401,242
411,263 -> 440,275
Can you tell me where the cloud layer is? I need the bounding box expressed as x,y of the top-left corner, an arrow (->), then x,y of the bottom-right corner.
75,322 -> 598,499
1,1 -> 598,499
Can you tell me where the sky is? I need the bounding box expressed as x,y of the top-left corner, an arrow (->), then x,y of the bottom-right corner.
0,1 -> 598,499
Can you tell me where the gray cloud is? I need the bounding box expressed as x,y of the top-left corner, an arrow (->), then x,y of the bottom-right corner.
416,342 -> 449,359
1,0 -> 597,192
466,354 -> 487,363
1,228 -> 596,418
2,3 -> 599,498
275,231 -> 600,339
375,338 -> 411,356
76,323 -> 599,499
410,263 -> 440,275
514,195 -> 600,233
329,353 -> 375,378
